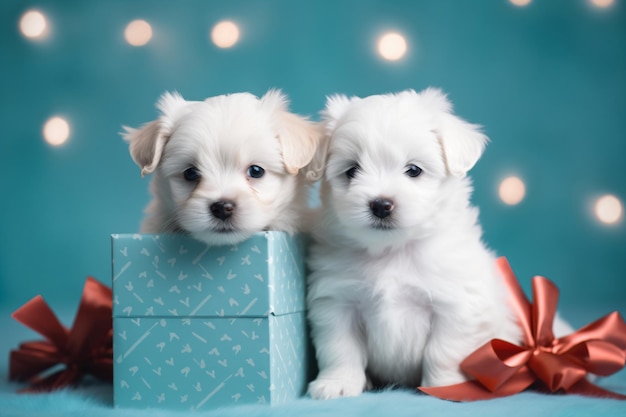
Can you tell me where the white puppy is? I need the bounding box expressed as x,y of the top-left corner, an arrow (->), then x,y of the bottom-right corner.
123,90 -> 321,245
305,88 -> 523,399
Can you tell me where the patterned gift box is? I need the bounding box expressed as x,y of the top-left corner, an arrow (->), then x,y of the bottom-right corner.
111,232 -> 310,411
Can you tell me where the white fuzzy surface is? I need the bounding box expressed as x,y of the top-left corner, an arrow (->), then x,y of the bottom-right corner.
306,89 -> 523,399
123,90 -> 320,246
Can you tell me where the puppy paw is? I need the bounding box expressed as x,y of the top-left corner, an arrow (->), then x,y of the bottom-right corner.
308,370 -> 367,400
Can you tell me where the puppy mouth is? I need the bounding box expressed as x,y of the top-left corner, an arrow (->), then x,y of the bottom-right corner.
369,218 -> 396,231
212,224 -> 238,234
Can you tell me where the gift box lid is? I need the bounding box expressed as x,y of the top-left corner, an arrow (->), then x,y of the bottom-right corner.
112,232 -> 307,318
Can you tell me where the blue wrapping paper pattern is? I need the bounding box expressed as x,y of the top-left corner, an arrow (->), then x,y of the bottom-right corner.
268,313 -> 309,404
113,313 -> 308,410
111,232 -> 306,317
111,232 -> 309,410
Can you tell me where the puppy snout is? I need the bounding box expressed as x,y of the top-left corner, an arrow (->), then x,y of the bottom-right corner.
210,200 -> 236,220
369,198 -> 394,219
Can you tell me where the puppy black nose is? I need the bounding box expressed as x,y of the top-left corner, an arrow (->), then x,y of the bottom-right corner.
210,200 -> 236,220
369,198 -> 394,219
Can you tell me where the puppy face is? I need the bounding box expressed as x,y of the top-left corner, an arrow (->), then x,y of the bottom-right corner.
311,88 -> 488,249
124,90 -> 320,245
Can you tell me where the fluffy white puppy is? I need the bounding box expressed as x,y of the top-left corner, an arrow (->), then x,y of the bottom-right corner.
305,88 -> 523,399
123,90 -> 321,245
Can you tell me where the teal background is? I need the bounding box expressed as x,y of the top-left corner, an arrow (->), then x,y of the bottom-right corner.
0,0 -> 624,311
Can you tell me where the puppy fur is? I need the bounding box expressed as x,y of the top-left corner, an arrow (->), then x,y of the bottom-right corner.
305,88 -> 523,399
123,90 -> 321,245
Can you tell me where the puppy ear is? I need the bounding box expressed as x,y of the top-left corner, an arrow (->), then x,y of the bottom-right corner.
303,121 -> 331,182
122,92 -> 189,177
426,88 -> 489,177
304,94 -> 357,181
321,94 -> 354,133
261,89 -> 324,176
122,121 -> 165,177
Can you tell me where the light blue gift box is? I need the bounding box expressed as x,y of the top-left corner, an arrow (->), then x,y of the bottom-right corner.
111,232 -> 310,411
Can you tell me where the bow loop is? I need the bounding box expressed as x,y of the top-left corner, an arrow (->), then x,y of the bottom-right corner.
461,339 -> 531,392
530,276 -> 558,347
67,277 -> 113,358
8,277 -> 113,392
11,296 -> 69,349
9,341 -> 62,381
562,340 -> 626,376
556,311 -> 626,353
419,257 -> 626,401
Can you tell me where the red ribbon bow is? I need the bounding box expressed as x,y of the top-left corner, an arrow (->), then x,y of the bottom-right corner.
9,277 -> 113,392
419,257 -> 626,401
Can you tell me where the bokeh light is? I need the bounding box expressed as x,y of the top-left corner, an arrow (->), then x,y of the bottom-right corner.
19,10 -> 48,39
211,20 -> 240,48
377,32 -> 407,61
499,176 -> 526,205
124,19 -> 152,46
590,0 -> 614,8
43,116 -> 70,146
594,195 -> 623,224
509,0 -> 532,6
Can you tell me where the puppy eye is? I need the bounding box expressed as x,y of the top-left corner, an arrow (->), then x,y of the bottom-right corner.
346,165 -> 360,180
247,165 -> 265,179
405,164 -> 423,178
183,166 -> 201,182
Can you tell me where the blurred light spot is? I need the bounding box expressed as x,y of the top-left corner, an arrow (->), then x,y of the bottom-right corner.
125,19 -> 152,46
594,195 -> 622,224
19,10 -> 48,39
377,32 -> 407,61
590,0 -> 614,8
211,21 -> 239,48
499,176 -> 526,205
509,0 -> 532,6
43,116 -> 70,146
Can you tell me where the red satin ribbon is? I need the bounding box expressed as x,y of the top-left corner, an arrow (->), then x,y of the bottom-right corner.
9,277 -> 113,392
419,257 -> 626,401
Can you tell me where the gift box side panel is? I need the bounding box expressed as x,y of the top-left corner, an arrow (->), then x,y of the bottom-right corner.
111,233 -> 275,317
267,232 -> 308,316
113,316 -> 272,410
269,312 -> 309,404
